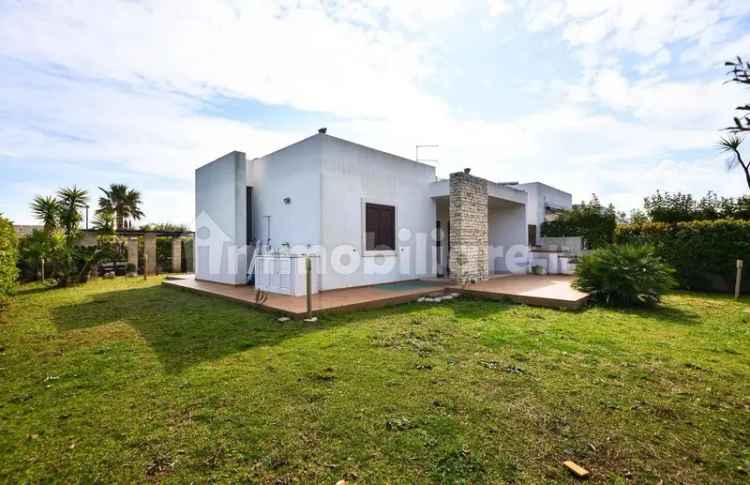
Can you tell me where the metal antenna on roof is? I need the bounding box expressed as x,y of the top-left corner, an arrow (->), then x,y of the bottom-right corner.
416,144 -> 439,179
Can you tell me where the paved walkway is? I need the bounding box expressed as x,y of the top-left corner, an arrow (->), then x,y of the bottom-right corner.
164,274 -> 588,318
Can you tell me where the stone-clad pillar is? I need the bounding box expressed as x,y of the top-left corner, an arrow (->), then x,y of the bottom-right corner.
144,232 -> 157,275
449,170 -> 489,284
127,237 -> 139,271
171,238 -> 182,273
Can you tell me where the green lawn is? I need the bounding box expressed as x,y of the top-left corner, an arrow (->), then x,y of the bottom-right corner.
1,277 -> 749,484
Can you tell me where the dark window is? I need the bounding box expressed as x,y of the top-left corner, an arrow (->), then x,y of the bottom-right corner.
246,187 -> 253,245
365,203 -> 395,251
528,224 -> 537,247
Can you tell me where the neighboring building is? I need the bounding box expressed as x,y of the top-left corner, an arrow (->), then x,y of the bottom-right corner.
13,225 -> 44,239
194,131 -> 572,291
515,182 -> 573,247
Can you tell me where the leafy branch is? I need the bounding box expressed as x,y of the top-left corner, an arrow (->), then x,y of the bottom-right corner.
725,56 -> 750,133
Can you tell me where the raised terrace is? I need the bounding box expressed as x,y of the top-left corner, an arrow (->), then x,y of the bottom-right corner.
164,274 -> 590,318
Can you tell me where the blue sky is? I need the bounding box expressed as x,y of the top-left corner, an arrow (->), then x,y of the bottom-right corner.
1,0 -> 749,227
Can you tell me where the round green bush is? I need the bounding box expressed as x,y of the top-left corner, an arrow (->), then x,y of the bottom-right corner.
573,244 -> 676,306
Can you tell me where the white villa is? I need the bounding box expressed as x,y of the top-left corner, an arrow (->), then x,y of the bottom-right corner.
194,130 -> 573,295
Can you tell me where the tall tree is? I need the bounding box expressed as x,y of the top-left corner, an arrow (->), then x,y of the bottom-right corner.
123,188 -> 144,226
97,184 -> 144,230
725,57 -> 750,133
719,135 -> 750,191
722,57 -> 749,190
30,196 -> 61,232
57,186 -> 89,239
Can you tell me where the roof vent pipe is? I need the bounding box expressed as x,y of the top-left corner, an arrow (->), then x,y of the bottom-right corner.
318,127 -> 327,134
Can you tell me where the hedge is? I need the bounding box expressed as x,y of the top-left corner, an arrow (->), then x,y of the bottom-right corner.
616,219 -> 750,293
541,196 -> 616,249
542,218 -> 615,249
0,214 -> 19,309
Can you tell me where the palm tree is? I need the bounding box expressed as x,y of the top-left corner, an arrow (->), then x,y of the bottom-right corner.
92,211 -> 115,234
124,189 -> 144,224
31,196 -> 61,232
98,184 -> 144,230
57,186 -> 89,238
719,135 -> 750,190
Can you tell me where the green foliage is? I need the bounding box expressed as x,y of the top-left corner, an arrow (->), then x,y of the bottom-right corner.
628,209 -> 649,224
642,190 -> 750,223
97,184 -> 144,230
17,229 -> 65,282
17,229 -> 118,286
0,213 -> 18,309
644,191 -> 699,223
26,186 -> 92,287
140,222 -> 188,233
56,186 -> 89,242
156,236 -> 173,272
718,134 -> 750,191
92,210 -> 116,234
574,244 -> 676,306
719,194 -> 750,219
616,219 -> 750,292
30,195 -> 61,231
541,194 -> 616,248
724,56 -> 750,133
3,277 -> 749,483
30,186 -> 89,242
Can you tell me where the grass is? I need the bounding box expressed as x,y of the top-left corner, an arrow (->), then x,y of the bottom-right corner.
1,277 -> 749,483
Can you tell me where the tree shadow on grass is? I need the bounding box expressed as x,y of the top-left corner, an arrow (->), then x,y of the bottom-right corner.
14,284 -> 58,297
52,285 -> 511,375
50,285 -> 356,374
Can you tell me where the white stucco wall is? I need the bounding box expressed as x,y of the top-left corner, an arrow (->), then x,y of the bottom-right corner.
488,202 -> 528,273
319,135 -> 437,290
249,135 -> 322,250
195,134 -> 564,290
516,182 -> 572,243
195,151 -> 247,285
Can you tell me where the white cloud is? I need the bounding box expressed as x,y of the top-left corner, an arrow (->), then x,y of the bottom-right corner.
513,0 -> 750,70
588,67 -> 746,129
597,156 -> 748,211
1,0 -> 748,229
0,0 -> 445,121
488,0 -> 513,17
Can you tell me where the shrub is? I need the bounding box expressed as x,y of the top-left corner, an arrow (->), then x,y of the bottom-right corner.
642,190 -> 750,222
541,195 -> 617,248
574,245 -> 676,306
616,219 -> 750,293
0,214 -> 19,309
17,229 -> 65,282
156,237 -> 173,272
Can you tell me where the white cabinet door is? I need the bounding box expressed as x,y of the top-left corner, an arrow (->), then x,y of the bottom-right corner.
279,259 -> 291,293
